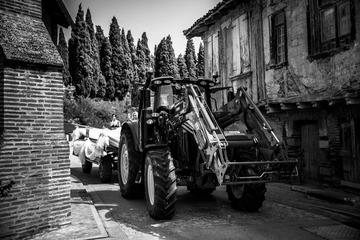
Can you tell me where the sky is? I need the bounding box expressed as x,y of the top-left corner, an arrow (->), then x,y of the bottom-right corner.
62,0 -> 222,56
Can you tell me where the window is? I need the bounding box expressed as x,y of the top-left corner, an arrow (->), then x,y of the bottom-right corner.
269,10 -> 287,67
308,0 -> 355,58
275,13 -> 286,64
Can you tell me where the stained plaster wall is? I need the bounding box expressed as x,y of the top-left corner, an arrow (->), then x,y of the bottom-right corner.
263,0 -> 360,100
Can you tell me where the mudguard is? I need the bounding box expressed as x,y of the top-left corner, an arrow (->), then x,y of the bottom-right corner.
121,121 -> 139,151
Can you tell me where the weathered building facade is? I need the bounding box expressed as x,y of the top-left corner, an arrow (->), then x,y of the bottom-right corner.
184,0 -> 360,187
0,0 -> 73,239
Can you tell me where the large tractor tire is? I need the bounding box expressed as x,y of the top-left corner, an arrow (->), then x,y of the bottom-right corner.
118,128 -> 144,198
227,165 -> 266,212
82,160 -> 92,173
99,155 -> 112,183
145,148 -> 177,220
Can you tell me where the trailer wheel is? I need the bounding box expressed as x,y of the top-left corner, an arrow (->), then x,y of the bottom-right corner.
82,160 -> 92,173
145,148 -> 177,220
118,128 -> 144,198
99,155 -> 112,183
227,165 -> 266,212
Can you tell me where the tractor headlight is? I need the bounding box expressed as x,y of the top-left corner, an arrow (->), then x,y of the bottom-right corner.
146,119 -> 155,125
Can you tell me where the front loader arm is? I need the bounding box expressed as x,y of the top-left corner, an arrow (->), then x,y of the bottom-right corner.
184,84 -> 229,185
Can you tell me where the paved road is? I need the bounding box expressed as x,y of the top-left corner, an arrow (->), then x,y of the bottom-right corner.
70,155 -> 360,240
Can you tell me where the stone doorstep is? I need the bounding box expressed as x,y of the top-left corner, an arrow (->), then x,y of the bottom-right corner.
291,185 -> 360,209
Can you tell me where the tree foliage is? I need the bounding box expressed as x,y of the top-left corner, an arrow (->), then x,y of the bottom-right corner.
184,39 -> 197,79
120,28 -> 133,98
66,4 -> 208,102
68,4 -> 93,97
196,42 -> 205,77
109,16 -> 124,100
57,28 -> 71,86
86,8 -> 106,98
177,54 -> 188,79
154,35 -> 179,78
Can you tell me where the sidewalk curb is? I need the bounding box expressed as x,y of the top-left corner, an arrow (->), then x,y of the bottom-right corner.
291,185 -> 360,209
71,175 -> 109,240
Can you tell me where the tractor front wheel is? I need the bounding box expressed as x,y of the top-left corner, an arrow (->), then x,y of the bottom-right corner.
145,148 -> 177,220
227,166 -> 266,212
118,128 -> 144,198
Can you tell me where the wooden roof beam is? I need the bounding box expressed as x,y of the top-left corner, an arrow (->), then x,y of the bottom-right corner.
328,99 -> 344,106
312,101 -> 327,108
346,97 -> 360,105
265,104 -> 282,113
280,103 -> 297,111
296,102 -> 312,109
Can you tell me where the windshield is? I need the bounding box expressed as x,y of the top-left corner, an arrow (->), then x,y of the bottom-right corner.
154,85 -> 174,109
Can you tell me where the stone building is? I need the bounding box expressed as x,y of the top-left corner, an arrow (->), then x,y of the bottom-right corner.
184,0 -> 360,188
0,0 -> 73,239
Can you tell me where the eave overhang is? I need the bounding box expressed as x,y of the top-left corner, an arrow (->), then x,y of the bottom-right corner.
183,0 -> 238,39
258,87 -> 360,114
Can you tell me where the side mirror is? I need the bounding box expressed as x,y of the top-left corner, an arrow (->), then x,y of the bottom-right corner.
212,72 -> 219,84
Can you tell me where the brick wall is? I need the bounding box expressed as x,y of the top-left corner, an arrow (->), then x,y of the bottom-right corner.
0,0 -> 41,19
0,62 -> 70,239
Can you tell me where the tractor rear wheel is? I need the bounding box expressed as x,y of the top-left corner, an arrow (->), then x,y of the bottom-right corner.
145,148 -> 177,220
118,128 -> 144,198
227,165 -> 266,212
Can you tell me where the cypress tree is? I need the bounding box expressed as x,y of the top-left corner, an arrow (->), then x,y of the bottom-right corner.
95,25 -> 106,57
127,30 -> 137,65
135,38 -> 146,83
136,32 -> 152,83
154,35 -> 178,78
184,38 -> 197,80
68,4 -> 93,97
140,32 -> 151,66
102,38 -> 115,100
177,54 -> 188,79
154,37 -> 168,77
85,9 -> 106,98
121,28 -> 133,97
196,42 -> 205,77
57,28 -> 71,86
166,35 -> 179,78
85,8 -> 106,98
109,17 -> 124,100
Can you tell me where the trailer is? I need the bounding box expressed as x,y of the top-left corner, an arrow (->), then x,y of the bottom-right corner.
71,125 -> 121,183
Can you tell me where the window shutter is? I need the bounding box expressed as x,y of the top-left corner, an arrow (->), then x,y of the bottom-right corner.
239,13 -> 250,71
308,0 -> 320,56
205,35 -> 213,78
231,18 -> 240,75
213,32 -> 219,75
268,14 -> 276,66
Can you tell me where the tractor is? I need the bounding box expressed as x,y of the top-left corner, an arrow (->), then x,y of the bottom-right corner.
118,72 -> 298,219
